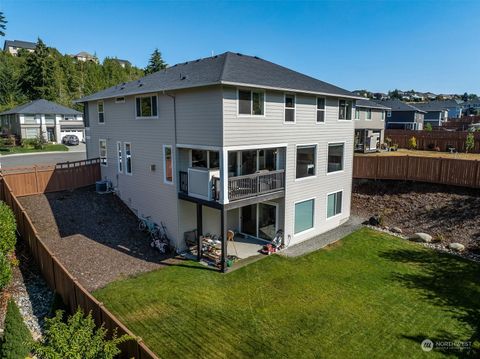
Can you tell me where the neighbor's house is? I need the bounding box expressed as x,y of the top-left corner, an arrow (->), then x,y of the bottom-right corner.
3,40 -> 36,56
115,59 -> 131,68
354,99 -> 390,153
77,52 -> 361,269
463,100 -> 480,116
380,99 -> 426,130
415,101 -> 449,127
72,51 -> 98,63
0,99 -> 85,143
431,99 -> 463,119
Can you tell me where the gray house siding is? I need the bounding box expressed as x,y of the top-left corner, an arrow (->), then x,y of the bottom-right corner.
222,86 -> 353,246
354,108 -> 385,143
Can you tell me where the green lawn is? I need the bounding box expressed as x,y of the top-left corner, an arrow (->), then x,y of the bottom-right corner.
94,228 -> 480,359
0,144 -> 69,155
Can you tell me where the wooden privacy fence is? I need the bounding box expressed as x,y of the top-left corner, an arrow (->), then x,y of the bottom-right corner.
0,174 -> 158,359
385,130 -> 480,153
353,155 -> 480,189
0,158 -> 101,197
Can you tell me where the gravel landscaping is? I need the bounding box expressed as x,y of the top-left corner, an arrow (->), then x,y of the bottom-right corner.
352,180 -> 480,255
18,186 -> 171,291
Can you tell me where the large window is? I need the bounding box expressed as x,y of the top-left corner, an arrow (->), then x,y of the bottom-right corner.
284,94 -> 295,122
366,108 -> 372,120
163,145 -> 173,183
296,145 -> 316,179
327,191 -> 343,218
136,95 -> 158,118
23,115 -> 36,124
191,150 -> 219,169
99,139 -> 107,166
316,97 -> 325,123
117,142 -> 123,173
97,101 -> 104,123
125,143 -> 132,174
25,128 -> 39,138
338,99 -> 352,120
238,89 -> 264,115
328,143 -> 344,173
295,199 -> 314,234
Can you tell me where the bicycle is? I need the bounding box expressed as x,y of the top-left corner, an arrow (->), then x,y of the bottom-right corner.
151,222 -> 171,254
138,215 -> 160,240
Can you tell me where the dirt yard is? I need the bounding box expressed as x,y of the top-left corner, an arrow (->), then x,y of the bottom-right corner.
352,180 -> 480,253
19,187 -> 169,291
356,148 -> 480,160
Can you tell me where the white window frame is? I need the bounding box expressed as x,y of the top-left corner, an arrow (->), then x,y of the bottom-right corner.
99,139 -> 107,167
97,101 -> 105,124
116,141 -> 123,173
115,97 -> 125,103
366,108 -> 372,120
293,197 -> 316,236
355,108 -> 360,120
338,99 -> 353,121
326,190 -> 343,219
124,142 -> 132,175
283,93 -> 296,124
316,97 -> 326,124
237,88 -> 266,117
326,141 -> 345,175
387,111 -> 392,118
381,110 -> 385,121
295,143 -> 317,181
163,144 -> 174,185
135,94 -> 158,119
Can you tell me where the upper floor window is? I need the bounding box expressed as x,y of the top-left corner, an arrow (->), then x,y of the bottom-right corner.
117,142 -> 123,173
328,143 -> 344,173
355,108 -> 360,120
387,111 -> 392,118
163,145 -> 173,184
296,145 -> 316,179
115,97 -> 125,103
191,150 -> 219,169
136,95 -> 158,118
99,139 -> 107,166
316,98 -> 325,123
284,94 -> 295,123
238,89 -> 264,116
338,99 -> 352,120
97,101 -> 104,123
366,108 -> 372,120
381,111 -> 385,121
125,143 -> 132,174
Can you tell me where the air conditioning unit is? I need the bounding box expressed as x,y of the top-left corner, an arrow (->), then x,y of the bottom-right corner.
96,180 -> 112,194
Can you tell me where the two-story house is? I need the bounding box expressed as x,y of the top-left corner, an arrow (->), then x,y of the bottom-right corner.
380,99 -> 426,130
0,99 -> 85,142
415,101 -> 449,127
354,99 -> 390,152
77,52 -> 361,271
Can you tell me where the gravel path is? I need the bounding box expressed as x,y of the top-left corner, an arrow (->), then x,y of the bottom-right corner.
18,187 -> 169,291
282,216 -> 364,257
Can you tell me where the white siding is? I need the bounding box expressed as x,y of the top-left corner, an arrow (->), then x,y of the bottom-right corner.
223,86 -> 353,246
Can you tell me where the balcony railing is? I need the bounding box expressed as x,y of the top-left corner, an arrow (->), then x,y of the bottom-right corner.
180,169 -> 285,202
228,169 -> 285,201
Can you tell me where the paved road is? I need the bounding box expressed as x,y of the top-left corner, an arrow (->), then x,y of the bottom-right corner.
0,144 -> 87,168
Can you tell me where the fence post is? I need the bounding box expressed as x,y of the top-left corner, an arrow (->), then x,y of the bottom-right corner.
437,157 -> 443,183
34,165 -> 40,194
374,156 -> 379,181
405,155 -> 409,181
475,160 -> 480,188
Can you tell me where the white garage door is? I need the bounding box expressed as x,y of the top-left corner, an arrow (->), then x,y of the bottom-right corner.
60,130 -> 84,142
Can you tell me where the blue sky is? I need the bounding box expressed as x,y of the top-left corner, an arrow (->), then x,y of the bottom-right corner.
1,0 -> 479,94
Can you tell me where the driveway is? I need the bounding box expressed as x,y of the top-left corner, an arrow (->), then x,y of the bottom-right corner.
0,143 -> 86,168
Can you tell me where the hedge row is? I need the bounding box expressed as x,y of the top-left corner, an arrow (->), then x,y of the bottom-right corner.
0,201 -> 16,291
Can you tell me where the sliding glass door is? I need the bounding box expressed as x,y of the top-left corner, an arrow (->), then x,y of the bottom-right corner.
241,202 -> 277,240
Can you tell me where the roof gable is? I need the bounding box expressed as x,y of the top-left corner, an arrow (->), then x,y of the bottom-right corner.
0,99 -> 82,116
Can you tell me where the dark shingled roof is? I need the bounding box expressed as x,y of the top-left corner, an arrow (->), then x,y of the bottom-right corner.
0,99 -> 82,116
355,98 -> 391,110
415,101 -> 451,112
377,99 -> 426,113
3,40 -> 36,51
76,52 -> 360,102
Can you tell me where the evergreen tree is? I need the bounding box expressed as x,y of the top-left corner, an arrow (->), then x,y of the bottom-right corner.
21,38 -> 59,101
0,300 -> 32,359
145,48 -> 167,74
0,11 -> 6,37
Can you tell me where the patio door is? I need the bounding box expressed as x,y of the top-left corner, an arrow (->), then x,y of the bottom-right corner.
239,149 -> 278,176
241,202 -> 278,240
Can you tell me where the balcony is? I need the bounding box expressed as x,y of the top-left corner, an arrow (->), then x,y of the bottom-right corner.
228,169 -> 285,201
179,168 -> 285,205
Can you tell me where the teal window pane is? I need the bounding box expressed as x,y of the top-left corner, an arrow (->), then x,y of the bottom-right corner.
327,191 -> 343,218
295,199 -> 314,234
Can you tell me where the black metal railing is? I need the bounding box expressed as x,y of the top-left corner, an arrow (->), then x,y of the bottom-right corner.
212,176 -> 220,201
228,169 -> 285,201
179,171 -> 188,193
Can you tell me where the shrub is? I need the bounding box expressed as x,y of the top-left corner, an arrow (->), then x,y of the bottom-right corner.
32,309 -> 132,359
0,201 -> 16,256
424,123 -> 433,131
466,132 -> 475,153
0,300 -> 32,359
408,136 -> 417,150
21,135 -> 46,150
0,253 -> 12,291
